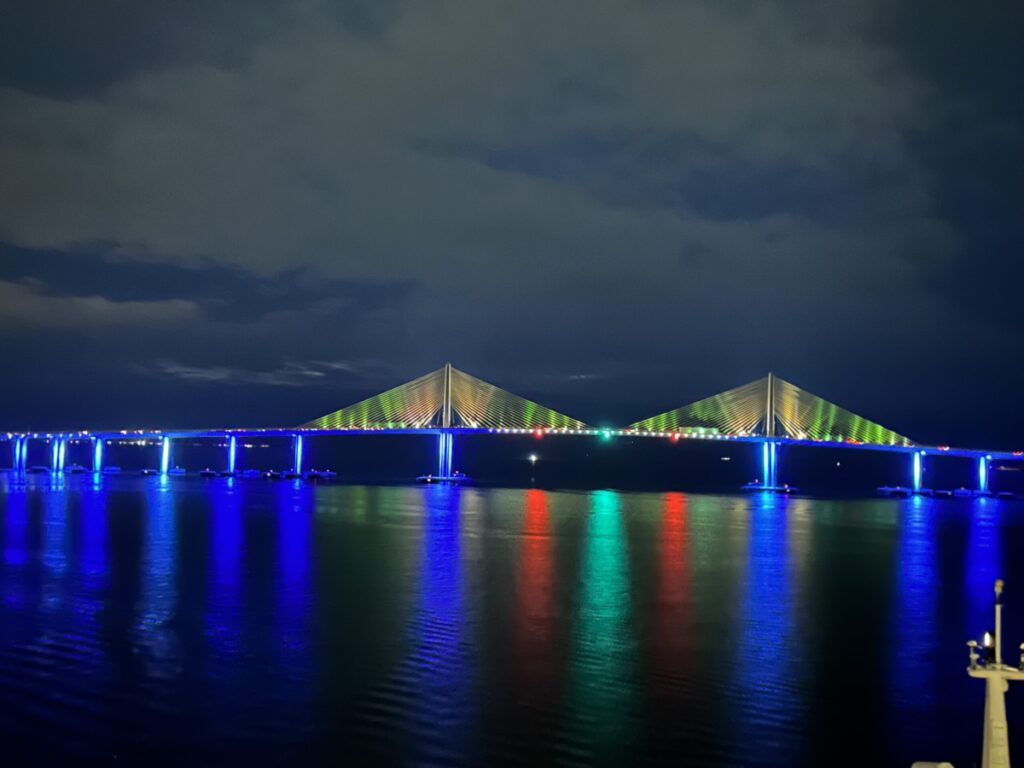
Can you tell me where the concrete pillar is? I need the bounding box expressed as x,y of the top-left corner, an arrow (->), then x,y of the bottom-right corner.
438,431 -> 453,477
761,440 -> 779,488
228,435 -> 237,474
978,455 -> 991,495
160,436 -> 171,475
93,438 -> 104,473
293,434 -> 304,474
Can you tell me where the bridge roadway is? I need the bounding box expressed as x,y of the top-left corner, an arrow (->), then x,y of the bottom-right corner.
2,365 -> 1018,492
3,426 -> 1019,494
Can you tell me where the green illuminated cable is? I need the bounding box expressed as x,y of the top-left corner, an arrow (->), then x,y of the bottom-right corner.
301,365 -> 591,431
630,374 -> 914,447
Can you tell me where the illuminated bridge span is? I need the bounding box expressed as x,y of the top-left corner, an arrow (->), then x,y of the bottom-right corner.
3,364 -> 1018,494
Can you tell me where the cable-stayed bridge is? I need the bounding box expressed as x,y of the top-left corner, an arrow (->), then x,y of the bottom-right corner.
3,364 -> 1019,494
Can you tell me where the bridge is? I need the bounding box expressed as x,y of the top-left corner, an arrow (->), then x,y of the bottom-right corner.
3,363 -> 1019,494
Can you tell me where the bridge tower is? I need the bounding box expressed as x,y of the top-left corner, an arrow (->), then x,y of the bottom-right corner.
438,362 -> 454,478
763,372 -> 779,489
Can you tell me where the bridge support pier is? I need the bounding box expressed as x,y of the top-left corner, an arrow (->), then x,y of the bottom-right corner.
912,451 -> 923,493
11,436 -> 23,472
93,438 -> 104,474
18,436 -> 27,472
438,431 -> 454,478
52,437 -> 66,473
758,440 -> 779,489
159,436 -> 172,475
227,435 -> 237,475
293,434 -> 304,475
979,455 -> 991,495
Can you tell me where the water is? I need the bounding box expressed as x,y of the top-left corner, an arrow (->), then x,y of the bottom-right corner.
1,474 -> 1023,766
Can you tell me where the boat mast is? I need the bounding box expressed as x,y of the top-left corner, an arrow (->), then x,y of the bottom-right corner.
965,579 -> 1024,768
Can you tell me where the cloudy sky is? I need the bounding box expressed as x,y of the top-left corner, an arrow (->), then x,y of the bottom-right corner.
1,0 -> 1021,446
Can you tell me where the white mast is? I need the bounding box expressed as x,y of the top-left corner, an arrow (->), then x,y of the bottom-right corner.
965,579 -> 1024,768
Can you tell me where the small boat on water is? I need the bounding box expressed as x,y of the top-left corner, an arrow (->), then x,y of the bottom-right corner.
241,469 -> 262,479
304,469 -> 337,481
169,467 -> 187,476
878,485 -> 912,497
953,487 -> 974,498
416,470 -> 473,485
935,489 -> 954,498
26,466 -> 49,474
283,471 -> 303,479
741,482 -> 799,493
66,464 -> 86,474
199,468 -> 218,478
102,466 -> 121,475
264,470 -> 282,480
997,491 -> 1015,499
141,468 -> 159,476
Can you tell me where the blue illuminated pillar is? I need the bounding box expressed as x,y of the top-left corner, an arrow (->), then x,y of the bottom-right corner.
17,436 -> 27,471
761,440 -> 779,488
51,436 -> 63,473
11,437 -> 20,471
93,438 -> 104,474
58,437 -> 66,472
437,431 -> 453,477
228,435 -> 237,474
978,455 -> 990,495
912,451 -> 923,493
293,434 -> 304,474
160,436 -> 171,475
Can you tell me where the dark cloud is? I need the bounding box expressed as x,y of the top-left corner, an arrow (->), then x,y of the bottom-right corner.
0,242 -> 416,322
0,0 -> 286,98
0,0 -> 1021,447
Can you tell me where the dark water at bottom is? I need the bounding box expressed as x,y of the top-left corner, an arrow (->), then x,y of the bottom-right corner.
1,474 -> 1023,766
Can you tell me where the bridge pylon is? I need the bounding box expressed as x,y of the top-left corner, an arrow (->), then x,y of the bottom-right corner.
301,361 -> 590,483
437,363 -> 455,478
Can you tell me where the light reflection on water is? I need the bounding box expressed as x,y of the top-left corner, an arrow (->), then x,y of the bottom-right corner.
565,489 -> 634,765
0,473 -> 1023,766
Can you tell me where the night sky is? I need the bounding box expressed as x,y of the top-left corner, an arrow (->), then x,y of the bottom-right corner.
1,1 -> 1021,448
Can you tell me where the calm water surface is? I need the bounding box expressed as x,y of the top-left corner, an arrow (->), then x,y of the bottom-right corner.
1,474 -> 1023,766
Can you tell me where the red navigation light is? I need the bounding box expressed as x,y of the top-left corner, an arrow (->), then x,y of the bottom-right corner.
938,445 -> 950,451
671,432 -> 680,441
1014,451 -> 1023,457
533,429 -> 544,439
